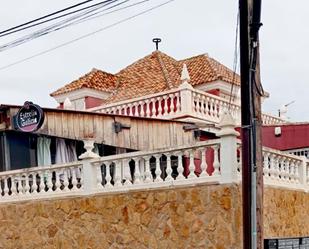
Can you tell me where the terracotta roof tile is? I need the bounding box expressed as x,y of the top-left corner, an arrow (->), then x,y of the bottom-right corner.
50,51 -> 240,103
106,52 -> 240,103
50,68 -> 117,96
179,54 -> 240,86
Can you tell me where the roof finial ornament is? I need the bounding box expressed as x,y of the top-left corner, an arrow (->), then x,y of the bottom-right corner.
181,63 -> 190,83
152,38 -> 161,51
179,63 -> 193,89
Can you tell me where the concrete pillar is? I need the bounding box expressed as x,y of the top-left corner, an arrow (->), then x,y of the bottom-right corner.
79,139 -> 100,194
216,112 -> 240,183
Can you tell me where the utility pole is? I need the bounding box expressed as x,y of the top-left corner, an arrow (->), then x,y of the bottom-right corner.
239,0 -> 263,248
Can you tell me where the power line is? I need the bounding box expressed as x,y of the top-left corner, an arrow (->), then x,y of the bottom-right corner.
0,0 -> 118,38
0,0 -> 176,71
0,0 -> 96,35
228,9 -> 240,109
0,0 -> 125,52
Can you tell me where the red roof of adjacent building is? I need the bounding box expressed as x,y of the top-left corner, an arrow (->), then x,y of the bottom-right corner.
262,123 -> 309,151
50,51 -> 240,102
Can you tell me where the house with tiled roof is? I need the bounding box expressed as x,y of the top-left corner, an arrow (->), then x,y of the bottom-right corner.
51,51 -> 243,118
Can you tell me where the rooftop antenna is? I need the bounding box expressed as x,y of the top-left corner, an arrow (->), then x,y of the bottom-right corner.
278,100 -> 295,119
152,38 -> 161,50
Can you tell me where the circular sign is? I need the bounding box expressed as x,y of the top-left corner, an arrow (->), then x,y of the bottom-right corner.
15,101 -> 45,132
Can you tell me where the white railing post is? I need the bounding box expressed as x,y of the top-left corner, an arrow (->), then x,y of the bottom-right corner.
178,74 -> 194,117
79,139 -> 100,194
299,156 -> 307,190
217,112 -> 240,183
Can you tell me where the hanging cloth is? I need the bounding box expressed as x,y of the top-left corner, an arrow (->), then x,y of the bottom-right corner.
67,140 -> 80,179
55,138 -> 69,164
67,141 -> 78,162
37,137 -> 51,166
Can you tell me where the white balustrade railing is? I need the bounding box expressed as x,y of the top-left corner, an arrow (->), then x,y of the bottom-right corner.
0,140 -> 222,203
90,140 -> 221,192
237,144 -> 309,190
0,133 -> 308,204
0,162 -> 83,202
90,88 -> 182,119
89,84 -> 285,125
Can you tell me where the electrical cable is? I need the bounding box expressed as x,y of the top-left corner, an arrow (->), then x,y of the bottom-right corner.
0,0 -> 152,52
66,0 -> 150,27
0,0 -> 118,38
228,10 -> 240,109
0,0 -> 96,35
0,0 -> 176,71
0,0 -> 125,52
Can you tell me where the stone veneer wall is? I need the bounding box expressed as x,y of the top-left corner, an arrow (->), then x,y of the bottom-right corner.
0,184 -> 308,248
264,187 -> 309,238
0,184 -> 242,249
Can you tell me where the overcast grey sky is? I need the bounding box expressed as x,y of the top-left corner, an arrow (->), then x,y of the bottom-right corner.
0,0 -> 308,121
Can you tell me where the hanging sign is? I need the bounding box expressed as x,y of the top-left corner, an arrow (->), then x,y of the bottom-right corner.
14,101 -> 45,132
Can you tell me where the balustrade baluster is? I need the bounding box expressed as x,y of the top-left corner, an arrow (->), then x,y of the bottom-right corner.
134,158 -> 142,184
164,153 -> 173,181
263,152 -> 270,179
163,96 -> 168,116
187,150 -> 196,179
24,174 -> 31,195
279,158 -> 285,182
143,156 -> 152,183
114,161 -> 122,187
139,101 -> 145,117
134,102 -> 139,117
176,152 -> 185,180
157,97 -> 162,117
168,94 -> 174,114
284,159 -> 291,183
105,163 -> 113,188
62,169 -> 69,191
128,104 -> 132,116
121,105 -> 126,115
96,165 -> 103,189
39,171 -> 45,193
123,159 -> 132,186
213,146 -> 220,176
54,170 -> 62,192
209,98 -> 215,117
151,98 -> 156,117
145,100 -> 151,117
195,94 -> 200,114
46,170 -> 53,193
214,100 -> 220,119
273,156 -> 280,181
269,154 -> 275,180
288,160 -> 295,183
17,174 -> 23,195
31,174 -> 38,194
71,167 -> 79,191
204,96 -> 210,116
10,175 -> 18,196
200,95 -> 206,115
199,148 -> 208,177
3,177 -> 9,197
154,155 -> 162,182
